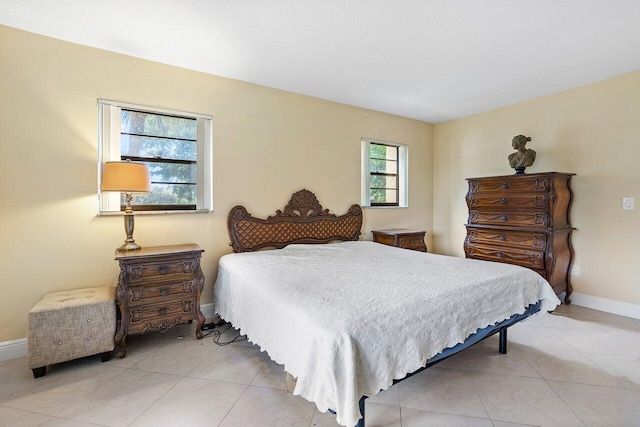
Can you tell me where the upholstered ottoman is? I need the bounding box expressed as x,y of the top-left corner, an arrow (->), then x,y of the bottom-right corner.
28,285 -> 117,378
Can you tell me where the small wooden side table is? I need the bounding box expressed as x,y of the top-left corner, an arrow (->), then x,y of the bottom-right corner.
372,229 -> 427,252
114,244 -> 205,358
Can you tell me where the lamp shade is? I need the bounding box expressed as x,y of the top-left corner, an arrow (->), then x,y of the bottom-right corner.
101,161 -> 152,193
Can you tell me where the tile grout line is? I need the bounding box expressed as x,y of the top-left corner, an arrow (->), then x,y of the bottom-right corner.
465,364 -> 494,424
542,378 -> 589,427
215,384 -> 250,426
125,365 -> 186,427
48,415 -> 109,427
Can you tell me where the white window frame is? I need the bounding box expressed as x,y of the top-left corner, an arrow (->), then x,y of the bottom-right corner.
361,137 -> 408,208
97,99 -> 213,214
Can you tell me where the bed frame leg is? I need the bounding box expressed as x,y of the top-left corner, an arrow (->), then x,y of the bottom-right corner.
354,397 -> 365,427
499,328 -> 507,354
285,371 -> 297,393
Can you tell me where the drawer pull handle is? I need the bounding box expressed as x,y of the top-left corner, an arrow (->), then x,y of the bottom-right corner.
499,235 -> 506,241
497,252 -> 503,258
501,198 -> 507,204
159,288 -> 168,296
159,266 -> 168,275
159,307 -> 167,315
501,215 -> 507,221
502,183 -> 509,189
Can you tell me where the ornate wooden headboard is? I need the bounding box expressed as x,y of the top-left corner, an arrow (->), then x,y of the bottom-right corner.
227,189 -> 363,253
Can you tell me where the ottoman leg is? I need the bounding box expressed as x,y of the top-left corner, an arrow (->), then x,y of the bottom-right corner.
101,351 -> 112,362
32,367 -> 46,378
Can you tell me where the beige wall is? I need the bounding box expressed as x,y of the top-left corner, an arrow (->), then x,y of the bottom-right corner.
433,71 -> 640,304
3,23 -> 636,344
0,26 -> 433,342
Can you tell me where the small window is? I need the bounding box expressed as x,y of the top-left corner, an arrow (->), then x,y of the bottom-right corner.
361,138 -> 408,207
98,100 -> 213,213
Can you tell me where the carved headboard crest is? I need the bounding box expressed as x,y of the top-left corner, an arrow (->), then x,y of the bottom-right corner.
270,189 -> 333,218
227,189 -> 362,253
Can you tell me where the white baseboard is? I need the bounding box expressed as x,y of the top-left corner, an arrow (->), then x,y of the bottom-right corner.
0,338 -> 27,362
571,292 -> 640,320
0,303 -> 217,363
201,302 -> 216,321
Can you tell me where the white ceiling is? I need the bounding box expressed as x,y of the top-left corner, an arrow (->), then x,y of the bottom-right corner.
2,0 -> 640,123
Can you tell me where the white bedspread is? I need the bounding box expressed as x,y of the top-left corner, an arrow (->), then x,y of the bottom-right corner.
214,241 -> 559,426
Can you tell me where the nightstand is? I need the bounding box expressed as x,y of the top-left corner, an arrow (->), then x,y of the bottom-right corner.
114,244 -> 205,358
372,229 -> 427,252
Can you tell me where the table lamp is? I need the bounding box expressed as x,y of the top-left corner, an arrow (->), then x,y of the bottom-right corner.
100,160 -> 151,251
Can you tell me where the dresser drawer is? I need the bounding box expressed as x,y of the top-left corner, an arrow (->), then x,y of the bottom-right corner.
129,298 -> 195,324
467,194 -> 548,209
466,229 -> 547,250
465,244 -> 545,269
468,211 -> 548,228
126,258 -> 198,284
468,176 -> 548,193
129,280 -> 196,305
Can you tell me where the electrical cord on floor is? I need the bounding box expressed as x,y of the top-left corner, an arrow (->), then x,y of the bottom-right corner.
200,328 -> 217,338
202,321 -> 247,346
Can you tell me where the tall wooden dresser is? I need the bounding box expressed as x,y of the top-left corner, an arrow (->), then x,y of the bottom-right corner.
464,172 -> 575,303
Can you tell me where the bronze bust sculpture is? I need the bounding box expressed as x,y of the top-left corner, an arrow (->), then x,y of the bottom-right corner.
508,135 -> 536,174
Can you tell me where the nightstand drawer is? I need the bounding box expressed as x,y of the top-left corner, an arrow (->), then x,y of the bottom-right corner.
129,280 -> 196,305
372,229 -> 427,252
129,298 -> 195,324
126,258 -> 198,283
397,235 -> 427,250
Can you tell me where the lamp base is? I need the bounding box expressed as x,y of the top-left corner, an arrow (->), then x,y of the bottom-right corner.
118,200 -> 141,251
117,241 -> 142,251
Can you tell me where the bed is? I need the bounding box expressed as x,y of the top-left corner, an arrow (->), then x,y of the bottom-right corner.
214,189 -> 560,427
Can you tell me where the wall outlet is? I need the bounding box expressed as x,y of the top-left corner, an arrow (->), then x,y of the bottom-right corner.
623,197 -> 635,210
571,264 -> 580,276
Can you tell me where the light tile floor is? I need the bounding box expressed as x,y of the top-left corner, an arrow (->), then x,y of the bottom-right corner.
1,304 -> 639,426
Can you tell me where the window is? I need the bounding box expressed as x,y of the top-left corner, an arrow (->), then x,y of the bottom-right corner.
98,100 -> 213,213
361,138 -> 408,207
